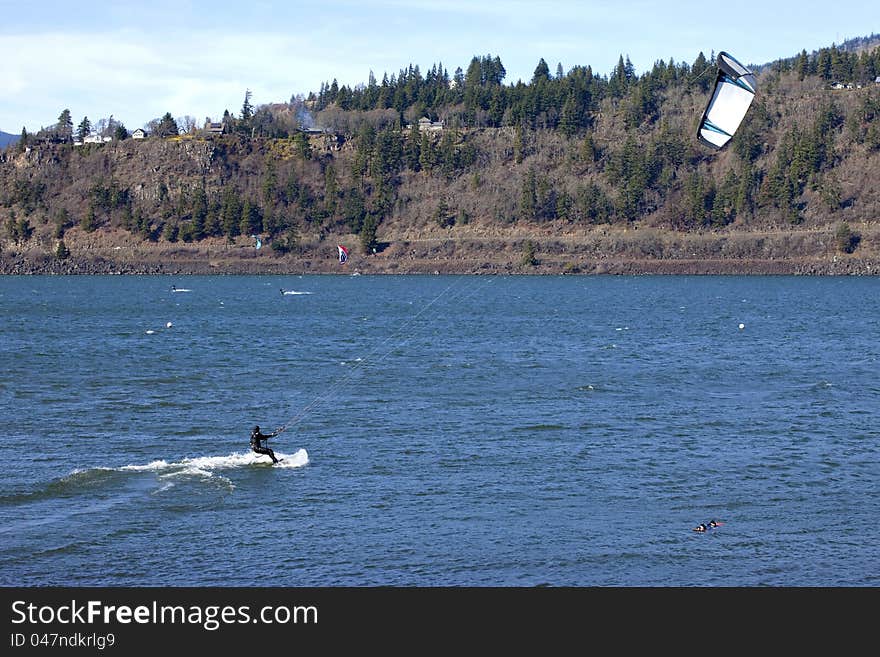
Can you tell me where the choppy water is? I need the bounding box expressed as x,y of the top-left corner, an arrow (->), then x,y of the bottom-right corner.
0,275 -> 877,586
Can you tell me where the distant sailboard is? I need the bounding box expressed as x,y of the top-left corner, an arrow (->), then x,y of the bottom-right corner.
252,234 -> 263,250
337,244 -> 349,264
697,51 -> 757,150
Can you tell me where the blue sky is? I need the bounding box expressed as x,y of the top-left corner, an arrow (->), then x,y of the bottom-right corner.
1,0 -> 875,133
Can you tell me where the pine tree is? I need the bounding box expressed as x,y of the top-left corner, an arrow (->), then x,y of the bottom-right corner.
57,109 -> 73,141
532,58 -> 551,84
360,213 -> 380,253
76,117 -> 91,141
156,113 -> 179,137
17,127 -> 28,153
190,187 -> 208,239
513,126 -> 525,164
81,204 -> 97,232
239,89 -> 254,134
559,93 -> 578,136
221,188 -> 242,238
405,121 -> 421,171
55,240 -> 70,260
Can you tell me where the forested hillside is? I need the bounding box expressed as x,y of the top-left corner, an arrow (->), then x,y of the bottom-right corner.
2,40 -> 880,274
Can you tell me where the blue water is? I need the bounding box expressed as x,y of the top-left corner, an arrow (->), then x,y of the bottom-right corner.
0,275 -> 877,586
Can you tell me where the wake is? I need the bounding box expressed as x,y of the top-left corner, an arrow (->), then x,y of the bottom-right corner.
119,449 -> 309,477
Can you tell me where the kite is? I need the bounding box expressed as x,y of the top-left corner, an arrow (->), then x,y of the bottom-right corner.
697,51 -> 757,150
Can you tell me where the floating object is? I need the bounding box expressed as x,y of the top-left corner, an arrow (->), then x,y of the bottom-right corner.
739,323 -> 745,330
697,51 -> 757,150
145,330 -> 155,335
166,322 -> 173,328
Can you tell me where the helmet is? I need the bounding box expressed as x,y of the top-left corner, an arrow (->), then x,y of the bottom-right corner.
253,425 -> 260,433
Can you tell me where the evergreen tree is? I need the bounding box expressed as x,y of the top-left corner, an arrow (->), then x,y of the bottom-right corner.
190,187 -> 208,239
520,168 -> 537,220
262,161 -> 278,204
155,113 -> 179,137
239,200 -> 262,236
559,93 -> 578,136
342,188 -> 366,233
835,222 -> 860,253
405,121 -> 421,171
433,198 -> 453,228
241,89 -> 254,123
76,116 -> 91,141
418,132 -> 435,171
220,188 -> 242,238
81,204 -> 97,232
360,213 -> 380,253
17,127 -> 28,153
513,126 -> 525,164
55,239 -> 70,260
691,52 -> 711,92
57,109 -> 74,141
292,131 -> 312,159
796,50 -> 809,80
532,58 -> 551,84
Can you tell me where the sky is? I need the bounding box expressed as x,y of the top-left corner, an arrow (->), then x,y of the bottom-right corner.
1,0 -> 876,134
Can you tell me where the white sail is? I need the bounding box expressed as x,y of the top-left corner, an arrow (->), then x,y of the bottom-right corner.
698,52 -> 757,150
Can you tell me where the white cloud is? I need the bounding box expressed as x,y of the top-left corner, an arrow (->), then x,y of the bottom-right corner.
0,28 -> 359,131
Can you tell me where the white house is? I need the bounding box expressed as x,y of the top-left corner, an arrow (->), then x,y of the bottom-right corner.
416,117 -> 444,132
132,128 -> 147,139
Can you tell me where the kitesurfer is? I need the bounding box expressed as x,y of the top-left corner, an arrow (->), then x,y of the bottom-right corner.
250,425 -> 279,464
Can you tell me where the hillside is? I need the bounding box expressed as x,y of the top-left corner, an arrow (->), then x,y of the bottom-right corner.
2,42 -> 880,275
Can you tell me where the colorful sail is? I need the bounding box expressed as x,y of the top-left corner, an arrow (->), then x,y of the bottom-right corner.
697,51 -> 757,150
337,244 -> 349,264
252,234 -> 262,250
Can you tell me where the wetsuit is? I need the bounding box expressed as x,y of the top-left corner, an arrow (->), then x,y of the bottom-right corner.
250,429 -> 279,463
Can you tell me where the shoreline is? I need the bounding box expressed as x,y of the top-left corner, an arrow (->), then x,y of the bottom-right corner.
3,224 -> 879,276
2,252 -> 877,276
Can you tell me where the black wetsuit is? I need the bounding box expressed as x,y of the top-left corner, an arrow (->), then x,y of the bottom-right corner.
250,429 -> 278,463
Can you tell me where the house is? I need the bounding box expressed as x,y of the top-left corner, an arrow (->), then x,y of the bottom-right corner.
132,128 -> 146,139
417,117 -> 444,132
204,121 -> 223,135
83,134 -> 111,144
